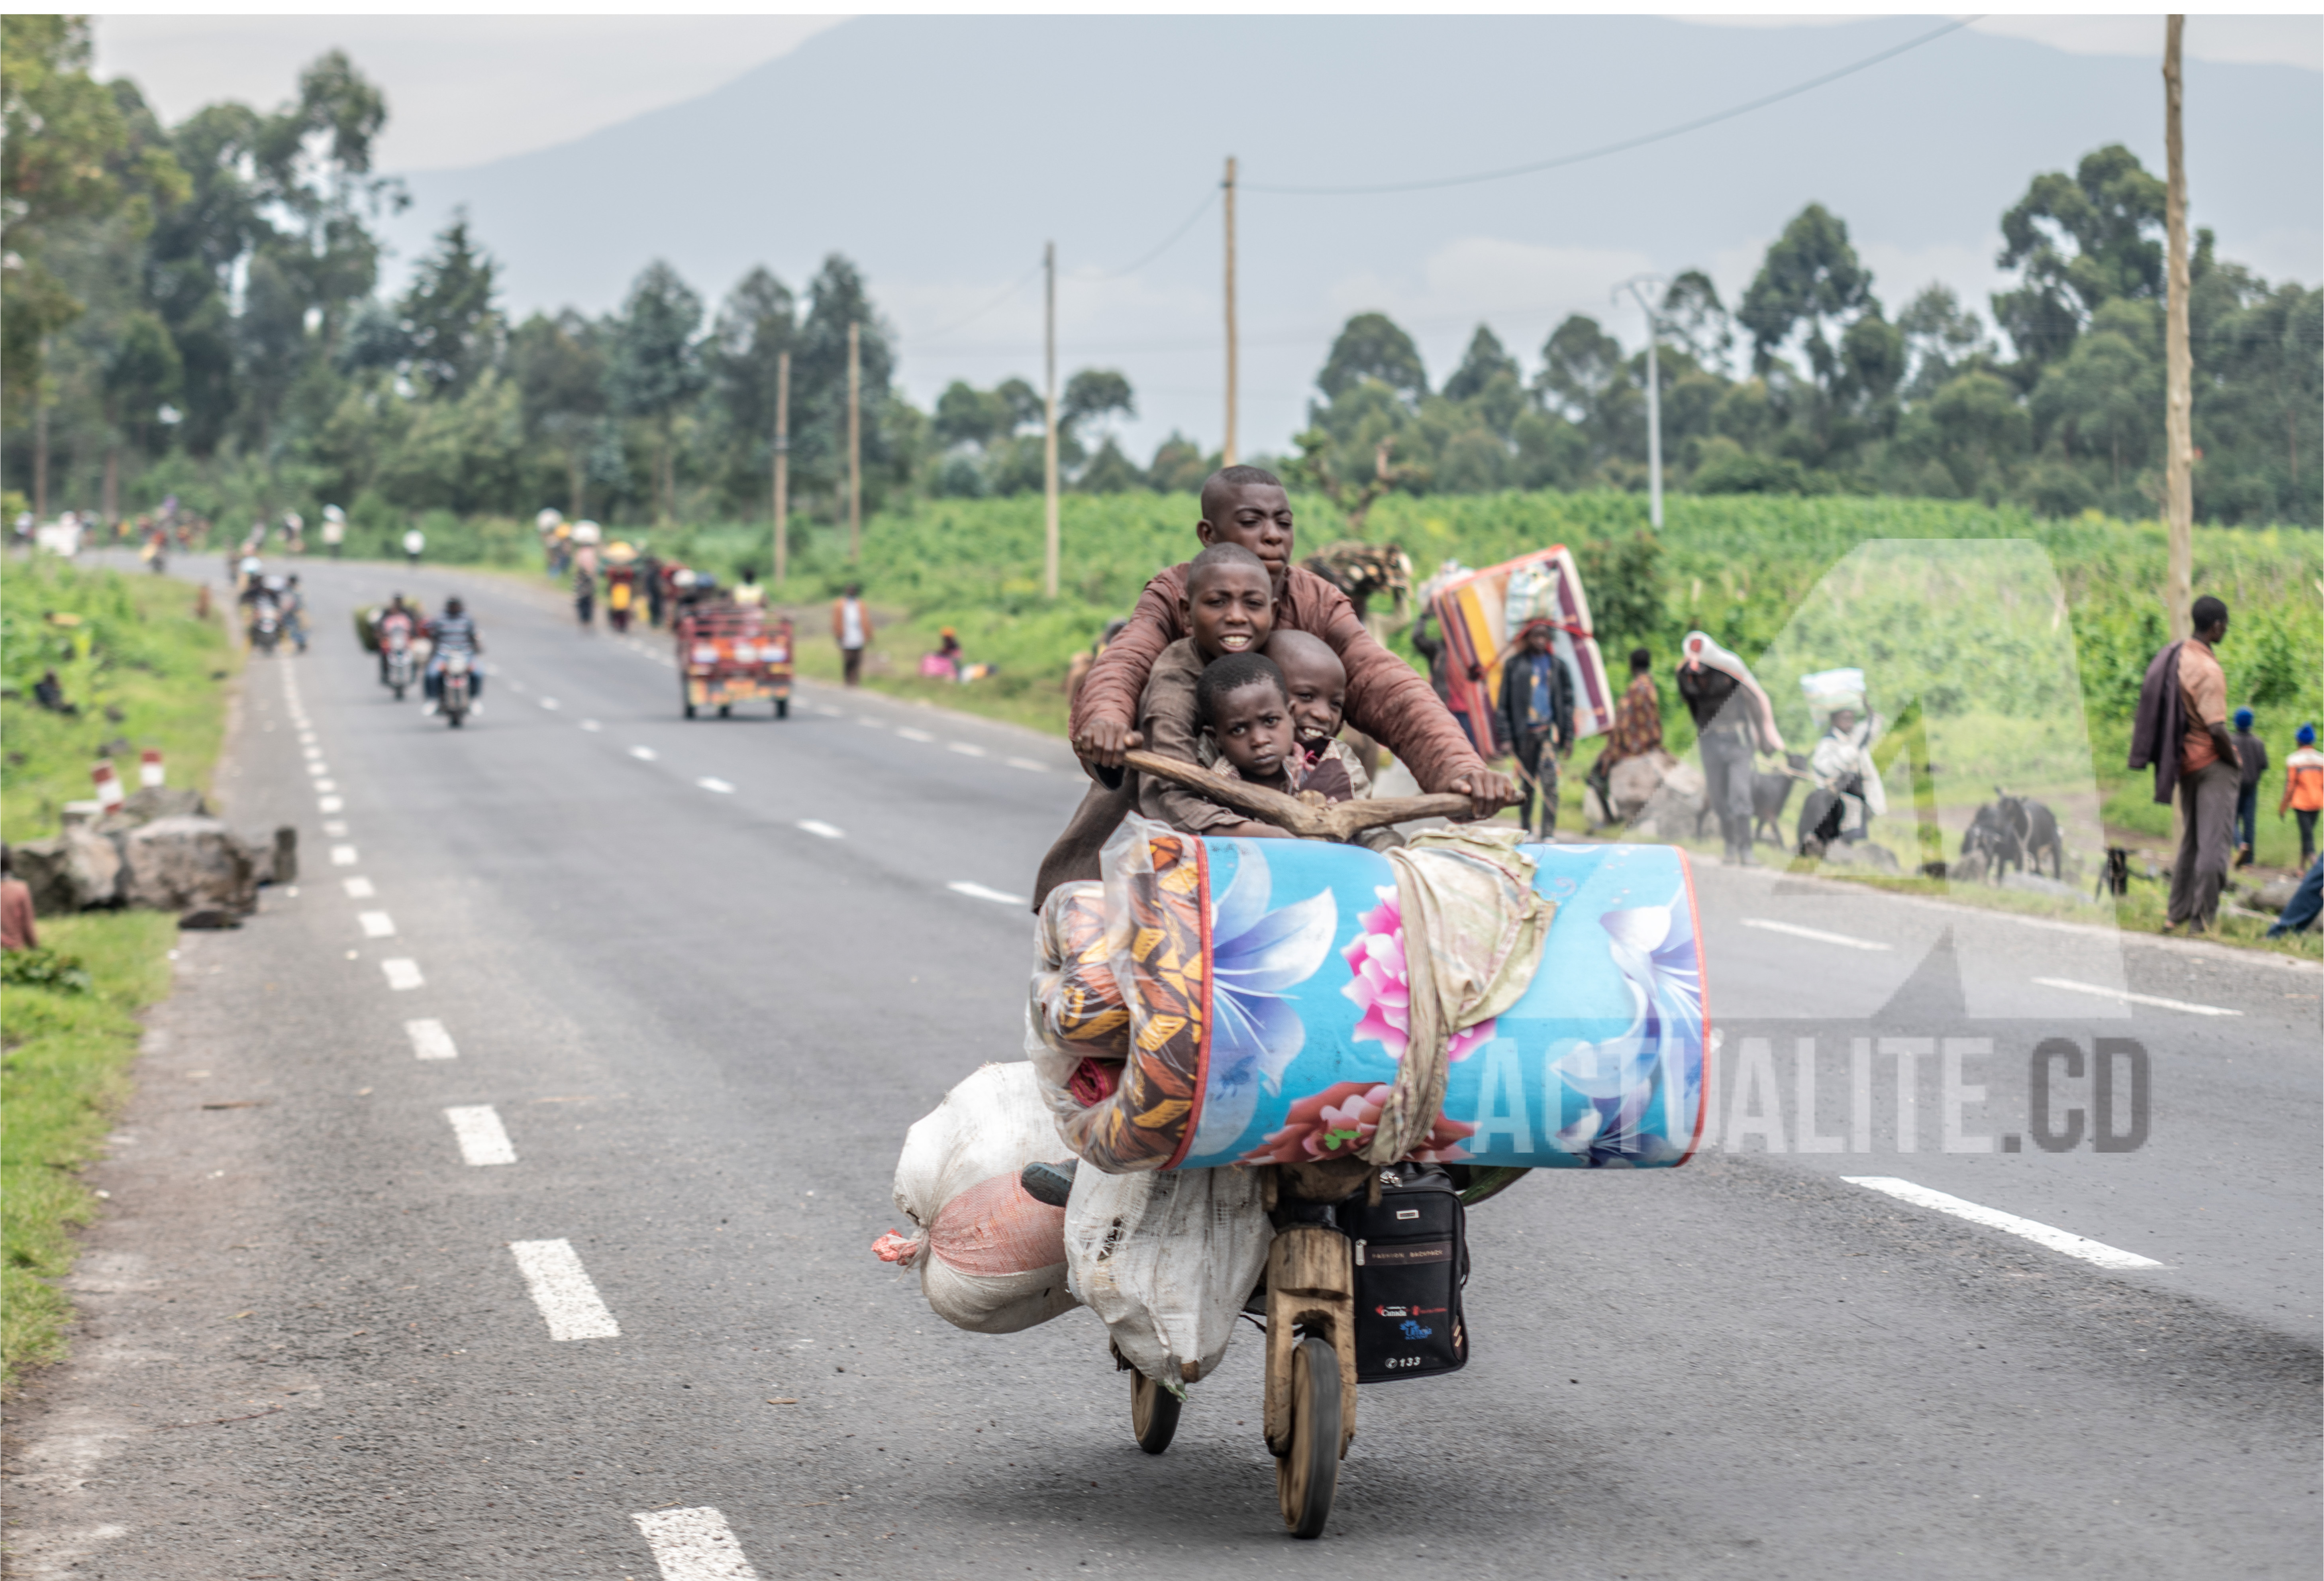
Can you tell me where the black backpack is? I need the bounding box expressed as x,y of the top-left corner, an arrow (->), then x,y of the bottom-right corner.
1343,1164 -> 1468,1383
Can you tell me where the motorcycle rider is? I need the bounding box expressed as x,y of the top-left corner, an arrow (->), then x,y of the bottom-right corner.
423,597 -> 485,715
377,594 -> 421,685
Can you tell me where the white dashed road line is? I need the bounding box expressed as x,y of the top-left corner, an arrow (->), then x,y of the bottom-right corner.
2030,976 -> 2241,1017
812,704 -> 843,717
581,719 -> 602,732
1843,1176 -> 2165,1270
697,777 -> 736,794
1742,918 -> 1892,951
508,1239 -> 621,1340
949,880 -> 1029,907
796,819 -> 844,839
306,761 -> 327,776
381,958 -> 425,991
630,745 -> 659,762
322,820 -> 349,837
1006,757 -> 1048,773
315,779 -> 338,793
539,697 -> 561,710
358,910 -> 396,938
895,727 -> 935,743
632,1507 -> 761,1581
342,876 -> 375,899
444,1105 -> 517,1167
856,715 -> 883,729
405,1018 -> 458,1061
947,740 -> 986,757
318,796 -> 344,813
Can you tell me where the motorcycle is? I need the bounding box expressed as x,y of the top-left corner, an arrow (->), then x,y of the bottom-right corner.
249,599 -> 282,656
384,628 -> 415,700
438,651 -> 474,728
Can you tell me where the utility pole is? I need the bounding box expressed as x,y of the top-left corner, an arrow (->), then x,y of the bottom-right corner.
1043,242 -> 1061,599
32,384 -> 47,522
1617,275 -> 1669,530
772,349 -> 790,585
2162,14 -> 2194,640
1222,155 -> 1239,467
846,320 -> 863,561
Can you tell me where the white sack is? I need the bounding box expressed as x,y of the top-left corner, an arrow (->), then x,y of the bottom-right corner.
888,1063 -> 1079,1334
1064,1164 -> 1273,1388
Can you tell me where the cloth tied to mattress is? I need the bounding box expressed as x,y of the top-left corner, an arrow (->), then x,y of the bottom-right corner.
1361,825 -> 1554,1163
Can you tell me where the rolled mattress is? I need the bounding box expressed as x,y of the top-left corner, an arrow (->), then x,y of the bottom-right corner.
1028,828 -> 1709,1174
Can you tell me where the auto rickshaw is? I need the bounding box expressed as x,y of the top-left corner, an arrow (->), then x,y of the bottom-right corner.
676,604 -> 793,719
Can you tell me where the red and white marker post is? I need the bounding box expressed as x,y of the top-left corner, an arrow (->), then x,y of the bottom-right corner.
139,748 -> 166,788
92,760 -> 126,813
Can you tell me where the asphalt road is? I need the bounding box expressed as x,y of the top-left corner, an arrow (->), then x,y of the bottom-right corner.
7,555 -> 2318,1579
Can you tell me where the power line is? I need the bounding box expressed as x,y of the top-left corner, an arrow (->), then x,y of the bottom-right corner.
1081,188 -> 1218,282
913,260 -> 1045,344
1246,17 -> 1979,196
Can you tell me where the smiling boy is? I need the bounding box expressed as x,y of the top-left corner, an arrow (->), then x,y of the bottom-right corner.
1134,544 -> 1284,836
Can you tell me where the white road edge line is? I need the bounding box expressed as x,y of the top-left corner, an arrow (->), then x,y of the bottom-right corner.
508,1239 -> 621,1340
1742,917 -> 1891,951
445,1105 -> 517,1166
357,910 -> 396,938
2030,976 -> 2241,1017
895,727 -> 935,742
1842,1176 -> 2165,1270
630,745 -> 659,761
796,819 -> 844,839
342,877 -> 375,899
329,845 -> 357,866
404,1018 -> 457,1061
632,1507 -> 761,1581
697,777 -> 736,794
381,958 -> 424,991
947,740 -> 986,757
949,880 -> 1029,907
318,796 -> 344,813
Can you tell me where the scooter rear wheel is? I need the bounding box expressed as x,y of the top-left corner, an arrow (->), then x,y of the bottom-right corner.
1130,1369 -> 1180,1455
1277,1336 -> 1340,1539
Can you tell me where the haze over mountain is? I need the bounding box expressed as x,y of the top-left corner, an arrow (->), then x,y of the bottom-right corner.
386,14 -> 2322,462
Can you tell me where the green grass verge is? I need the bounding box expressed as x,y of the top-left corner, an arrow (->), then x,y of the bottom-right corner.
2,557 -> 239,842
1,911 -> 178,1392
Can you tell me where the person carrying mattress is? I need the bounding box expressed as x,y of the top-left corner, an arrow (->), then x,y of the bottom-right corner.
1037,466 -> 1512,903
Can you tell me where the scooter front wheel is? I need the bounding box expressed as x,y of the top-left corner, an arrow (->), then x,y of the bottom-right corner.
1277,1336 -> 1340,1539
1130,1369 -> 1180,1455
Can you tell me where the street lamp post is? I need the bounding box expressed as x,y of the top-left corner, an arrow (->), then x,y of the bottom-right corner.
1616,275 -> 1669,530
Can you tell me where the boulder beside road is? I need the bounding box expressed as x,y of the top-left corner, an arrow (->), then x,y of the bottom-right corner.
12,824 -> 126,912
120,816 -> 261,915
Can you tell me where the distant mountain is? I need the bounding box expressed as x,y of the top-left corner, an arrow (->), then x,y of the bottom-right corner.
390,14 -> 2322,458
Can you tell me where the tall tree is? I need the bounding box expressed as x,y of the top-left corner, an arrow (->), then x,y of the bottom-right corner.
1317,312 -> 1427,405
400,212 -> 500,399
606,260 -> 706,523
1992,143 -> 2166,373
791,254 -> 895,510
1441,326 -> 1518,402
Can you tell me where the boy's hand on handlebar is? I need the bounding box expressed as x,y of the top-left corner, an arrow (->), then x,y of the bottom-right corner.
1447,768 -> 1519,821
1073,717 -> 1143,770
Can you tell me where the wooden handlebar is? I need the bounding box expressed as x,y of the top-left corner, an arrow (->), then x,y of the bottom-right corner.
1121,749 -> 1480,842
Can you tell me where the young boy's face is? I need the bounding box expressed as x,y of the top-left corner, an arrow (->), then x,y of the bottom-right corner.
1274,645 -> 1347,744
1181,562 -> 1275,661
1196,485 -> 1294,595
1210,680 -> 1295,785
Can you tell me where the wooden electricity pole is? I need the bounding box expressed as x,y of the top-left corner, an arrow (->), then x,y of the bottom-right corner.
2163,14 -> 2195,640
846,320 -> 863,561
32,389 -> 47,522
1043,240 -> 1060,599
1223,155 -> 1239,467
771,349 -> 790,585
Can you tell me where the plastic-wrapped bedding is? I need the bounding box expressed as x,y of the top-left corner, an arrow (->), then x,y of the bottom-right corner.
1030,816 -> 1711,1174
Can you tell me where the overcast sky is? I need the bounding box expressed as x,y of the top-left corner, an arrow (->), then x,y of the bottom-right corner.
94,13 -> 2321,174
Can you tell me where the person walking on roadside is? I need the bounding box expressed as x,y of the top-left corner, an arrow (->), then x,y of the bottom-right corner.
1676,630 -> 1785,866
1496,619 -> 1573,839
833,583 -> 870,686
402,525 -> 425,566
2230,708 -> 2268,867
2130,595 -> 2239,935
2280,722 -> 2324,866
